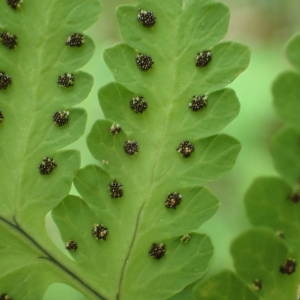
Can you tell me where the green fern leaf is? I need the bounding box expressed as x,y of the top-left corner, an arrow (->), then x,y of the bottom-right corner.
231,229 -> 298,300
53,0 -> 249,299
194,270 -> 258,300
0,0 -> 100,298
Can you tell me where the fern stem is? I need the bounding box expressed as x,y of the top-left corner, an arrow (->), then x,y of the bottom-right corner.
0,215 -> 108,300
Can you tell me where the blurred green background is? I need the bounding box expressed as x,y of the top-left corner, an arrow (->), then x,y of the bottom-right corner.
44,0 -> 300,298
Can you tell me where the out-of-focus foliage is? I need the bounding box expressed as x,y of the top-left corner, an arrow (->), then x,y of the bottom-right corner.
192,28 -> 300,300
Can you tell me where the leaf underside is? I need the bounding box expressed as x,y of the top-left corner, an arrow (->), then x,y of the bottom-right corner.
0,0 -> 101,299
0,0 -> 249,299
53,0 -> 249,299
197,34 -> 300,300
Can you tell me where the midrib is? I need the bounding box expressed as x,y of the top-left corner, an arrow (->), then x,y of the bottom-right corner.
115,5 -> 184,299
